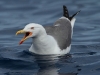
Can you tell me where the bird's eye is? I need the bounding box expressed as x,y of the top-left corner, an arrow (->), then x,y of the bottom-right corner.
31,27 -> 34,29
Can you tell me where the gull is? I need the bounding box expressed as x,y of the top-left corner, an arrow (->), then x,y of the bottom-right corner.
16,5 -> 80,55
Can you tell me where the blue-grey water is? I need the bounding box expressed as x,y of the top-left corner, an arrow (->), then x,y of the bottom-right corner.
0,0 -> 100,75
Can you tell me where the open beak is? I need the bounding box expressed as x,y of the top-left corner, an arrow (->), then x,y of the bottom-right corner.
16,30 -> 32,45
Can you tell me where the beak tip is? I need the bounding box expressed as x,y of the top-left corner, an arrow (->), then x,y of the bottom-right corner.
15,32 -> 18,36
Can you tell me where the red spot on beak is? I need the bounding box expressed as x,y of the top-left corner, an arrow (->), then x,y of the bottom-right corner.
19,40 -> 24,45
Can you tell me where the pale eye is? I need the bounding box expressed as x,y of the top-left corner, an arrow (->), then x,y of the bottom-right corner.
31,27 -> 34,29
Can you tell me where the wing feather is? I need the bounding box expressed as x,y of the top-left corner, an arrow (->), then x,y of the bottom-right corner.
44,17 -> 72,50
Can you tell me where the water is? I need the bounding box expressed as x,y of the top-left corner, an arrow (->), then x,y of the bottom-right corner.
0,0 -> 100,75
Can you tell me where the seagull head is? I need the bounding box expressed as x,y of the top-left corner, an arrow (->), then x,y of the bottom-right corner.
16,23 -> 46,45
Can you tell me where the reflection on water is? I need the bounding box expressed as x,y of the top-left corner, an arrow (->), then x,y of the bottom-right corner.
0,0 -> 100,75
34,54 -> 77,75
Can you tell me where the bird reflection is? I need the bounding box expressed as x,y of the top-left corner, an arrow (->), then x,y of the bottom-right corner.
33,54 -> 78,75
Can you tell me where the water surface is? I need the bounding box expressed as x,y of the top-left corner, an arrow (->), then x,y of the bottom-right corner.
0,0 -> 100,75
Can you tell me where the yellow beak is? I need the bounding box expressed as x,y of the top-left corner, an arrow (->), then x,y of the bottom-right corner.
16,30 -> 26,35
16,30 -> 32,45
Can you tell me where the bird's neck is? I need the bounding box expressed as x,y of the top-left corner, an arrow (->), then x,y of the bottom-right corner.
31,33 -> 49,50
29,34 -> 60,54
32,33 -> 47,42
33,29 -> 47,40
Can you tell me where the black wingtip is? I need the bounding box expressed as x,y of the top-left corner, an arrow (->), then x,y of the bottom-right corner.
63,5 -> 70,19
70,10 -> 81,20
63,5 -> 81,21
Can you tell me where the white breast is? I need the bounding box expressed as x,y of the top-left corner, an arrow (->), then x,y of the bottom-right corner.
29,35 -> 61,55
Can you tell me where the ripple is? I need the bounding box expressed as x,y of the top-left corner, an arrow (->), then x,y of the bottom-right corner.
0,0 -> 99,75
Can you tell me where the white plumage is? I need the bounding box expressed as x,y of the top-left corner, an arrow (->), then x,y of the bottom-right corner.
16,5 -> 80,55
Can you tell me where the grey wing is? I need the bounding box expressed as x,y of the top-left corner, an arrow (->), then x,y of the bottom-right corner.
44,17 -> 72,50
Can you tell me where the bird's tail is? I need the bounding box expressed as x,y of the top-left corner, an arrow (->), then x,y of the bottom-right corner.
63,5 -> 70,19
70,10 -> 81,20
63,5 -> 81,21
